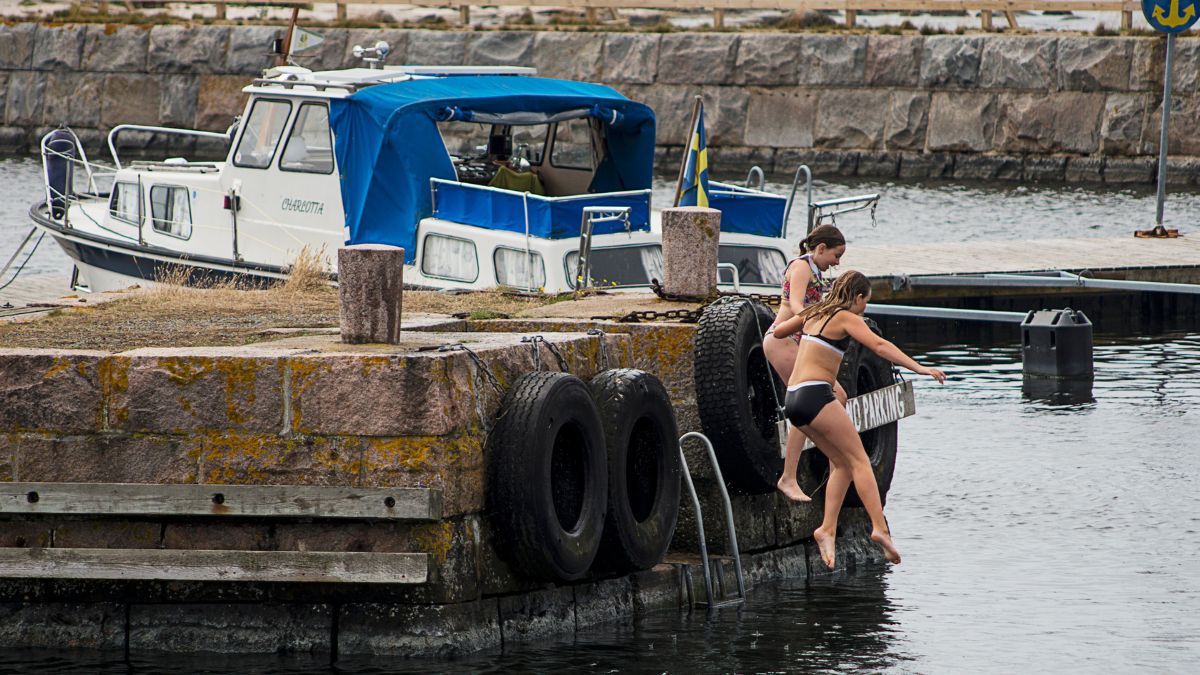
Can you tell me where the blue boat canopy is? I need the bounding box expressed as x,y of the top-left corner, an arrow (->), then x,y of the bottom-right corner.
329,75 -> 656,263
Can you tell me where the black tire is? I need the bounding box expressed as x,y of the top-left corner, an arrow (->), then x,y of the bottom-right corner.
486,372 -> 608,582
589,369 -> 681,574
694,297 -> 787,494
797,317 -> 900,507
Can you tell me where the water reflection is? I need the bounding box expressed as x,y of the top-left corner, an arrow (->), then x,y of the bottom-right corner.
1022,376 -> 1096,407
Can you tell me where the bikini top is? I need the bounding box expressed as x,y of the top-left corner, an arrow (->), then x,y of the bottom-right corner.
802,308 -> 853,356
781,255 -> 828,305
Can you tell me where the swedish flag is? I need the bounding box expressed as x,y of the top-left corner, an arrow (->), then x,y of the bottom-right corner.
677,101 -> 710,208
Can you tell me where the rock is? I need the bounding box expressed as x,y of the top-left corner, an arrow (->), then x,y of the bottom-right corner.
498,587 -> 576,644
708,146 -> 775,174
0,603 -> 125,650
339,29 -> 411,69
55,521 -> 163,549
814,89 -> 889,149
1166,157 -> 1200,186
1101,93 -> 1149,155
926,92 -> 997,152
159,75 -> 200,128
226,25 -> 281,75
775,149 -> 858,177
465,31 -> 535,67
407,30 -> 468,66
82,24 -> 148,72
147,25 -> 230,74
897,152 -> 954,178
533,33 -> 603,81
1103,157 -> 1155,183
338,600 -> 501,656
744,88 -> 817,149
601,33 -> 660,85
672,487 -> 776,555
0,126 -> 28,154
1065,157 -> 1104,183
953,154 -> 1022,181
920,36 -> 984,88
14,434 -> 198,484
865,35 -> 923,87
858,152 -> 900,177
0,349 -> 105,433
1146,96 -> 1200,156
632,84 -> 745,146
885,91 -> 929,151
735,34 -> 801,86
1023,156 -> 1068,182
195,75 -> 249,131
979,36 -> 1058,90
31,24 -> 85,71
289,30 -> 349,72
661,207 -> 720,298
1057,38 -> 1132,91
42,73 -> 102,128
657,33 -> 739,85
1169,39 -> 1200,95
0,23 -> 36,69
339,245 -> 405,345
573,576 -> 635,629
995,92 -> 1104,154
4,73 -> 45,127
1128,38 -> 1165,93
796,34 -> 867,86
99,74 -> 162,128
630,564 -> 686,613
129,603 -> 332,654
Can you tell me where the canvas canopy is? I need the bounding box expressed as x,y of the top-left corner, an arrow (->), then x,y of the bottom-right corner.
329,75 -> 656,263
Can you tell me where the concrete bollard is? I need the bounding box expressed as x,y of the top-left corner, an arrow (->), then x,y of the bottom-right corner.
661,206 -> 721,298
338,244 -> 405,344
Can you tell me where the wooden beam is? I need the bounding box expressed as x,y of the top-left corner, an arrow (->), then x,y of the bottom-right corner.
845,8 -> 856,25
0,548 -> 428,584
1004,9 -> 1018,27
337,0 -> 347,20
980,8 -> 992,29
215,1 -> 225,19
713,8 -> 725,27
1121,9 -> 1132,29
460,5 -> 470,24
0,483 -> 442,521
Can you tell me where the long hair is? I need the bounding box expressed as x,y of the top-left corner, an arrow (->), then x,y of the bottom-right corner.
793,270 -> 872,325
798,224 -> 845,256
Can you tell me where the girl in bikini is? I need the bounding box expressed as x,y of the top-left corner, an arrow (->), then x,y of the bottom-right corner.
763,224 -> 847,503
772,271 -> 946,568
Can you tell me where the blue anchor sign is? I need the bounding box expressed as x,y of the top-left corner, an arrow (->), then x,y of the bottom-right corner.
1142,0 -> 1199,33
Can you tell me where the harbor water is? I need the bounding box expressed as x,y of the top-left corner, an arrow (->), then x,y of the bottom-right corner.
1,155 -> 1199,671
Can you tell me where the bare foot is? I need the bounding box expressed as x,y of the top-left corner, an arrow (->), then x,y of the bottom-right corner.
871,529 -> 902,565
776,476 -> 812,503
813,527 -> 837,570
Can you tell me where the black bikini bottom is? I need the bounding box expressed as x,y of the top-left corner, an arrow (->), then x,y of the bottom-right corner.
784,381 -> 836,428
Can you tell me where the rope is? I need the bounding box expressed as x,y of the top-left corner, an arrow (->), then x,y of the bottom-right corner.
0,231 -> 46,293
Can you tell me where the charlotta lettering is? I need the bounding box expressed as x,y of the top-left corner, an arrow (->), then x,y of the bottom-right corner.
281,198 -> 325,215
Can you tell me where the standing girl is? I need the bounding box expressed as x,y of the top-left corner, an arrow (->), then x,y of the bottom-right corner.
772,271 -> 946,567
763,224 -> 847,502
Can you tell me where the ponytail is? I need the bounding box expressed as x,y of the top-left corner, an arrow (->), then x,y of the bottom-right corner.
799,224 -> 846,256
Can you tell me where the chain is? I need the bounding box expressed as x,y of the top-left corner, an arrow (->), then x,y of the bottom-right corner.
433,343 -> 504,395
521,335 -> 569,372
586,328 -> 609,370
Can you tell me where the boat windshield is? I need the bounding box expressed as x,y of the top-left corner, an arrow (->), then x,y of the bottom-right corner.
718,245 -> 788,285
565,245 -> 662,289
438,118 -> 601,198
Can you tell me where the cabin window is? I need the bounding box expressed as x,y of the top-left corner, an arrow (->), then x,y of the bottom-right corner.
551,118 -> 595,170
718,246 -> 788,285
108,182 -> 141,224
280,103 -> 334,174
494,247 -> 545,290
421,234 -> 479,282
233,99 -> 292,169
149,185 -> 193,239
565,244 -> 662,289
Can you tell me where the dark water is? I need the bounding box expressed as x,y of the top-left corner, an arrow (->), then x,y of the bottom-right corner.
0,334 -> 1197,672
2,156 -> 1200,670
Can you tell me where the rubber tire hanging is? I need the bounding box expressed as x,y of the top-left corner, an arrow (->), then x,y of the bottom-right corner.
589,369 -> 681,574
798,317 -> 900,507
486,371 -> 608,582
693,297 -> 787,494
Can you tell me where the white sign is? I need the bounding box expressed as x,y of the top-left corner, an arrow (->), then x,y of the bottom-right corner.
783,381 -> 916,455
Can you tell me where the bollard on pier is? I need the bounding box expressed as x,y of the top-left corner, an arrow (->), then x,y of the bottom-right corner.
661,206 -> 721,298
338,244 -> 405,344
1021,308 -> 1094,379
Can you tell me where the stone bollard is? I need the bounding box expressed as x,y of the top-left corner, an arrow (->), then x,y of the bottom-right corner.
661,206 -> 721,298
338,244 -> 405,344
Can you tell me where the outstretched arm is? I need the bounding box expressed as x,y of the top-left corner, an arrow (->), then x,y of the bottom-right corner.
842,314 -> 947,383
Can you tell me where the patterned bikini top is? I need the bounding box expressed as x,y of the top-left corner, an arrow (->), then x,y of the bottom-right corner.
781,254 -> 830,306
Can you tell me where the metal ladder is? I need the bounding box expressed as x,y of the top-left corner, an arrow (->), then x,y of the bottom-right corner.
574,206 -> 630,293
677,431 -> 746,609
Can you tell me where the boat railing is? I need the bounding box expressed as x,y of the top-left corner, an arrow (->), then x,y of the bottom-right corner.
39,128 -> 121,228
811,193 -> 880,230
107,124 -> 230,170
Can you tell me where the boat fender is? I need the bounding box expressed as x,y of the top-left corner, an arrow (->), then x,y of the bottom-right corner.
798,317 -> 900,507
693,297 -> 786,494
44,128 -> 76,220
486,371 -> 607,582
589,369 -> 681,574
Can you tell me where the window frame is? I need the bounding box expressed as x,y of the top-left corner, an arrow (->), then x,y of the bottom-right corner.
548,119 -> 596,171
108,181 -> 142,226
278,101 -> 335,175
563,243 -> 662,290
232,97 -> 293,170
420,233 -> 480,283
493,246 -> 546,290
148,184 -> 194,240
716,244 -> 789,286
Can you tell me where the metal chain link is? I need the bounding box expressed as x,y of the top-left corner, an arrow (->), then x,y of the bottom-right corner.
586,328 -> 609,370
521,335 -> 569,372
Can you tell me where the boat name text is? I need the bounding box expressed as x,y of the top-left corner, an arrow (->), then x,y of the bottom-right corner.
281,198 -> 325,215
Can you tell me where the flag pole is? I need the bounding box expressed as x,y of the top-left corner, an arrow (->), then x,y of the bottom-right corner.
672,95 -> 703,208
279,8 -> 300,66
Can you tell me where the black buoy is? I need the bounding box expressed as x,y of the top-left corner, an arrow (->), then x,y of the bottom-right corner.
44,128 -> 77,220
1021,308 -> 1094,379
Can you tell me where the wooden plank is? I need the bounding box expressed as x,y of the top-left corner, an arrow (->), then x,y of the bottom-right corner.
980,8 -> 993,29
0,548 -> 428,584
0,483 -> 442,521
797,381 -> 916,452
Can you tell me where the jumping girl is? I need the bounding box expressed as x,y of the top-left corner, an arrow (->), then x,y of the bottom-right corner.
772,271 -> 946,569
763,224 -> 847,503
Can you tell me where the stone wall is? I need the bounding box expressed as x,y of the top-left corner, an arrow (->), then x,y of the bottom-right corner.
4,23 -> 1196,182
